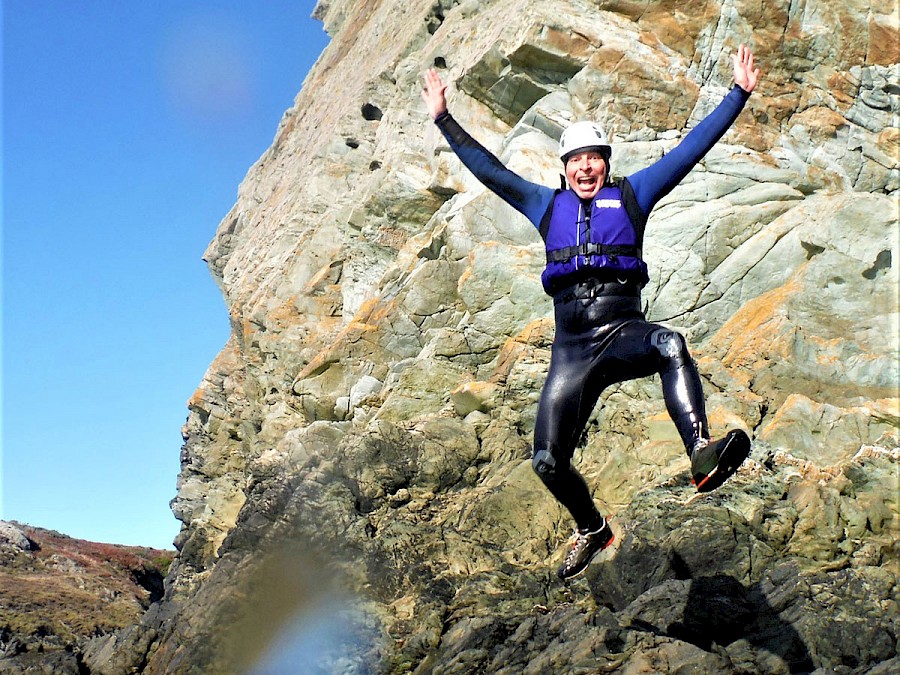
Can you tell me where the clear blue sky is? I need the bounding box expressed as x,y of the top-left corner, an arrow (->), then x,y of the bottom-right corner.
2,2 -> 330,549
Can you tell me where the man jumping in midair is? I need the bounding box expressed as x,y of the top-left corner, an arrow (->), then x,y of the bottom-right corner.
423,45 -> 761,580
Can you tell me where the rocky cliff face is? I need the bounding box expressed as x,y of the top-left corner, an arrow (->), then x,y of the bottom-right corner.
89,0 -> 897,673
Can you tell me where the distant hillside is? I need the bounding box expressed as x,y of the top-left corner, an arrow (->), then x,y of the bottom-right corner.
0,521 -> 173,673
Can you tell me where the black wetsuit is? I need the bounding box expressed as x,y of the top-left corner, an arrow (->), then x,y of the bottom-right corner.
434,86 -> 751,530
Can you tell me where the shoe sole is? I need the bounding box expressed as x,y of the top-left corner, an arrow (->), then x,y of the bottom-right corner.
693,430 -> 751,493
557,533 -> 615,581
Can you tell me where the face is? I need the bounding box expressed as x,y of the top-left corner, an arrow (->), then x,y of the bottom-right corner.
564,151 -> 607,199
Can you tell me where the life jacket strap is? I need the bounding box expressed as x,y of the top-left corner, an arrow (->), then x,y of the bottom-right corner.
546,242 -> 640,263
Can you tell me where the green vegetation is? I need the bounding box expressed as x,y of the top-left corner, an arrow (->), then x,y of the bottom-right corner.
0,524 -> 176,654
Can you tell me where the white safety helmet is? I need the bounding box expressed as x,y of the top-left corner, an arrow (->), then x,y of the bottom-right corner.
558,121 -> 611,163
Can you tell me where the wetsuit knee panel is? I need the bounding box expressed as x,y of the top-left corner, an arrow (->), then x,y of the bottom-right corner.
532,445 -> 559,482
650,328 -> 690,364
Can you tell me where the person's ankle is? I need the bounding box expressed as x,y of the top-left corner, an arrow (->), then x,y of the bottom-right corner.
690,437 -> 709,457
579,516 -> 606,534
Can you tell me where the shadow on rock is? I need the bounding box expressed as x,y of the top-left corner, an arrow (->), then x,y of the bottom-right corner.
618,571 -> 814,673
587,525 -> 817,673
644,575 -> 814,673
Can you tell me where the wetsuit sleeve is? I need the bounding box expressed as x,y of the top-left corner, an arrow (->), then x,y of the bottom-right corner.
434,111 -> 555,227
628,86 -> 752,215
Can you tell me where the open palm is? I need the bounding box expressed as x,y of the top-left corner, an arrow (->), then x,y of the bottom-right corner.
421,68 -> 448,120
732,44 -> 760,93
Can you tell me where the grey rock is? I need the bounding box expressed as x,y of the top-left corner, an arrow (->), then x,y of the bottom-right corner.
0,522 -> 32,551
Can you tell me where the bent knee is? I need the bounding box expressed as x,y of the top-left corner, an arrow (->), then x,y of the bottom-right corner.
532,445 -> 559,482
650,328 -> 689,362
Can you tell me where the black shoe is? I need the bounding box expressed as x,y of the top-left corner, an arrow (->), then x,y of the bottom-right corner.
691,429 -> 751,493
556,520 -> 614,580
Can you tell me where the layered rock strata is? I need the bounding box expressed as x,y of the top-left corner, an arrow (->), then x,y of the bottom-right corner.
89,0 -> 898,672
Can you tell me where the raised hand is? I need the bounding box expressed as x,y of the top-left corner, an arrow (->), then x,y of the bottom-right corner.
732,44 -> 760,93
421,68 -> 449,120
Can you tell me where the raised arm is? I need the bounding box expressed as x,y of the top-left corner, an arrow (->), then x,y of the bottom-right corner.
422,69 -> 554,225
628,45 -> 762,214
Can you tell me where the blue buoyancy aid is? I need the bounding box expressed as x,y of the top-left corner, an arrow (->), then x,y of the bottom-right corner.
538,178 -> 649,295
